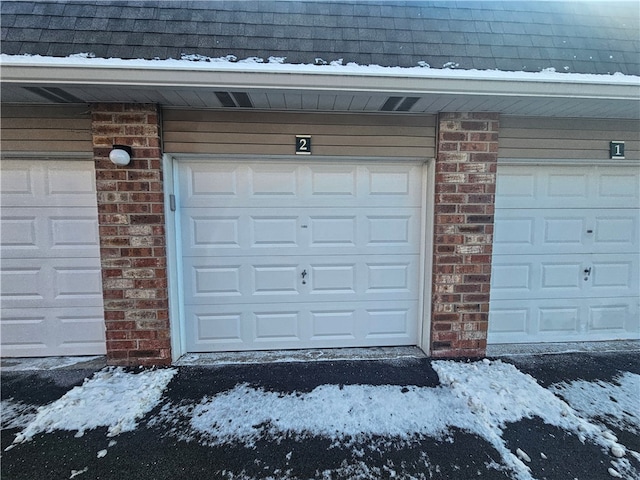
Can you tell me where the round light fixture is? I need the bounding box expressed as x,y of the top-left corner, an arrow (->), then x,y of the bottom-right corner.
109,145 -> 132,166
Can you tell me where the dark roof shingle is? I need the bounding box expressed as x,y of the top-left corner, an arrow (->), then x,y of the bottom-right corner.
1,0 -> 638,75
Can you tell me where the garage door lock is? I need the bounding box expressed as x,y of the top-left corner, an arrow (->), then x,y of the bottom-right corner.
583,267 -> 592,281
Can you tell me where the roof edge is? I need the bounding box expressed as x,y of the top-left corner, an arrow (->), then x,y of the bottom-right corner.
2,55 -> 639,101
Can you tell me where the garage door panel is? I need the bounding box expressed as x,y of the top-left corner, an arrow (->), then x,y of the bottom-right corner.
491,254 -> 585,300
0,308 -> 106,356
178,162 -> 422,208
492,253 -> 638,301
178,159 -> 423,352
593,214 -> 638,250
1,207 -> 100,259
182,255 -> 419,304
489,298 -> 638,343
1,160 -> 105,358
1,258 -> 104,309
589,301 -> 638,333
598,172 -> 639,201
496,165 -> 640,209
0,265 -> 44,303
185,301 -> 418,352
0,161 -> 98,207
590,254 -> 640,296
490,164 -> 640,345
181,207 -> 421,256
494,208 -> 639,255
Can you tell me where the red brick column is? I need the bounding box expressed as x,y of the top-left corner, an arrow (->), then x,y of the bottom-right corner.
430,112 -> 499,358
92,103 -> 171,366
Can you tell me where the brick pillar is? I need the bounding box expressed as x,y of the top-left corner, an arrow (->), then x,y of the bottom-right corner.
431,112 -> 499,358
92,103 -> 171,366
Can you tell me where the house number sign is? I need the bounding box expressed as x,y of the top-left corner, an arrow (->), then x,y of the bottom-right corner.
296,135 -> 312,155
610,141 -> 625,159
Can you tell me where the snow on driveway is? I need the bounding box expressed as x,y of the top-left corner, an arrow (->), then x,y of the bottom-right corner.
8,367 -> 176,443
3,359 -> 639,479
150,359 -> 638,480
549,372 -> 640,435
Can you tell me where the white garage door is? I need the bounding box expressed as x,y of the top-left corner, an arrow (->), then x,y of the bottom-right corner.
0,160 -> 106,357
489,164 -> 639,344
177,160 -> 423,352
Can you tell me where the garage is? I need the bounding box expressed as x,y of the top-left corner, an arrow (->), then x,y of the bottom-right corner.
0,160 -> 106,357
176,159 -> 424,352
489,164 -> 639,343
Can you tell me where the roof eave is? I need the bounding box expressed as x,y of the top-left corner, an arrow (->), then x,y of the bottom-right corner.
2,58 -> 638,103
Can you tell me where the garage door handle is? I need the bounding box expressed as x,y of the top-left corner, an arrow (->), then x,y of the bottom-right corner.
583,267 -> 592,280
301,269 -> 307,285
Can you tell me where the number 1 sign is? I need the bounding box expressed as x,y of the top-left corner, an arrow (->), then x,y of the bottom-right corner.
610,141 -> 625,159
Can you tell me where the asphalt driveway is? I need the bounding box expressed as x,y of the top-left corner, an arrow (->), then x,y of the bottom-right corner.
1,350 -> 639,480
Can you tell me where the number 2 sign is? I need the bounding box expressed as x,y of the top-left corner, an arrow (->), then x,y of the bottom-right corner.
296,135 -> 312,155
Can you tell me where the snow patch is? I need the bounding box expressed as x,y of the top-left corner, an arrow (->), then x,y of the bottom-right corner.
2,54 -> 638,86
69,467 -> 88,479
11,367 -> 176,443
548,372 -> 640,434
1,355 -> 103,371
0,400 -> 38,429
152,360 -> 638,480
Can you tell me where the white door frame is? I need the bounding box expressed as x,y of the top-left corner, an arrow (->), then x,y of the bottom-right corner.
164,154 -> 434,361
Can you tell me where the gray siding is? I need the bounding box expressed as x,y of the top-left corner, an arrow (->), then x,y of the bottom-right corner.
499,116 -> 640,160
163,110 -> 436,158
1,105 -> 92,154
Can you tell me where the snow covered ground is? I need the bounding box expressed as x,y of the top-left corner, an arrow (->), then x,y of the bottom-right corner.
2,358 -> 639,480
5,367 -> 176,443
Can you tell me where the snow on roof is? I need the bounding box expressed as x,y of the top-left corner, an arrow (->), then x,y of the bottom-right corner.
2,54 -> 638,87
2,1 -> 638,76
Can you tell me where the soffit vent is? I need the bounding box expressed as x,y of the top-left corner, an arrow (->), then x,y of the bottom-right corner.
23,87 -> 84,103
215,91 -> 253,108
380,96 -> 420,112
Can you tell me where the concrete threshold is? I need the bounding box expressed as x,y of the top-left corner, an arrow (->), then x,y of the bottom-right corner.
4,341 -> 636,371
487,339 -> 640,357
174,346 -> 428,366
0,355 -> 107,372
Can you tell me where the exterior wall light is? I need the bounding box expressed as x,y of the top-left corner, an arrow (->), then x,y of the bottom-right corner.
109,145 -> 132,166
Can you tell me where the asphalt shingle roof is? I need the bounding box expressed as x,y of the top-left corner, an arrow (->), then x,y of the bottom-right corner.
1,1 -> 638,75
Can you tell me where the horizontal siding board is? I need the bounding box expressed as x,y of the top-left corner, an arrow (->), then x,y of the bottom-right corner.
2,128 -> 92,141
498,148 -> 632,160
1,140 -> 93,152
500,138 -> 640,151
163,132 -> 433,148
1,118 -> 92,130
500,127 -> 639,141
165,142 -> 429,157
163,109 -> 436,127
163,109 -> 436,158
162,120 -> 433,138
500,116 -> 640,160
1,105 -> 90,119
501,116 -> 639,132
1,105 -> 92,153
